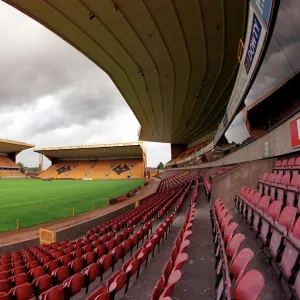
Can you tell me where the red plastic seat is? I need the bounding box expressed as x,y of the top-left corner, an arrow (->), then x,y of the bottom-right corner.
234,270 -> 264,300
246,192 -> 261,224
0,266 -> 10,273
292,269 -> 300,299
0,279 -> 9,293
286,175 -> 300,209
150,278 -> 165,300
72,249 -> 83,260
82,251 -> 96,266
0,272 -> 9,281
32,274 -> 52,296
106,240 -> 115,253
162,259 -> 173,283
159,270 -> 182,299
277,174 -> 290,202
29,266 -> 45,280
226,233 -> 245,264
39,285 -> 64,300
230,248 -> 254,285
12,266 -> 26,276
173,253 -> 188,271
10,282 -> 33,300
224,223 -> 238,245
258,173 -> 269,193
45,260 -> 59,274
51,251 -> 63,261
82,263 -> 100,293
0,292 -> 9,300
68,258 -> 84,275
98,254 -> 112,281
268,206 -> 297,260
86,285 -> 112,300
94,244 -> 106,259
25,261 -> 39,271
221,214 -> 233,233
269,173 -> 283,200
110,245 -> 123,270
51,265 -> 69,284
63,273 -> 84,298
263,174 -> 275,196
252,196 -> 270,233
11,273 -> 29,287
279,218 -> 300,280
83,244 -> 93,253
259,200 -> 283,246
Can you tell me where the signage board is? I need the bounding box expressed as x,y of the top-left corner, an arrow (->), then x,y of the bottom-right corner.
252,0 -> 273,26
290,116 -> 300,148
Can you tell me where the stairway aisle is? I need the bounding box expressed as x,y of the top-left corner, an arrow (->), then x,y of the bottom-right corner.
173,183 -> 215,300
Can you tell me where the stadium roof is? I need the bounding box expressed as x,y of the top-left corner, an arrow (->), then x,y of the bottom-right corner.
5,0 -> 246,145
35,142 -> 145,159
0,139 -> 35,154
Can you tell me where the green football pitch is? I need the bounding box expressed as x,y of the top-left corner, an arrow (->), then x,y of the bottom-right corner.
0,179 -> 144,233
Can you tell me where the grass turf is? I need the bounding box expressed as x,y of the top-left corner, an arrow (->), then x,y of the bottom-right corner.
0,179 -> 144,233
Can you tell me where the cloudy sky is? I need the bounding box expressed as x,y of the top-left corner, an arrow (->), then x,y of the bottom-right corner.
0,2 -> 170,168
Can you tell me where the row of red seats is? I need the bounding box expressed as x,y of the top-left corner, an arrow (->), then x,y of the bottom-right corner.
151,199 -> 197,299
158,171 -> 196,192
236,187 -> 300,299
211,198 -> 265,300
273,157 -> 300,176
158,179 -> 193,219
0,176 -> 194,300
258,173 -> 300,212
85,213 -> 176,300
0,224 -> 138,299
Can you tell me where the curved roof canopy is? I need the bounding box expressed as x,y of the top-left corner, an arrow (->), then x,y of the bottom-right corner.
0,139 -> 35,154
5,0 -> 246,144
35,142 -> 145,159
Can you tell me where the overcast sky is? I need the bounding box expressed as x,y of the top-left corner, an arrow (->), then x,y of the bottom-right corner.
0,2 -> 170,168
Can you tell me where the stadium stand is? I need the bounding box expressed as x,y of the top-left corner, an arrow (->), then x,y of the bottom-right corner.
0,140 -> 34,179
36,143 -> 145,180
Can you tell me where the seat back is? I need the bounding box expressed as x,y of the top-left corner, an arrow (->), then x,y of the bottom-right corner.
224,223 -> 238,245
226,233 -> 245,263
234,270 -> 264,300
267,200 -> 282,221
230,248 -> 254,285
278,206 -> 297,231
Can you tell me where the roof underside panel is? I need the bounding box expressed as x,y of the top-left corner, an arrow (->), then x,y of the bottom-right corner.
5,0 -> 246,144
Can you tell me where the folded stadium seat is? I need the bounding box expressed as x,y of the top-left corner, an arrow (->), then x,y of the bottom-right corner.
106,240 -> 115,253
229,248 -> 254,287
238,187 -> 251,214
252,196 -> 271,234
233,270 -> 264,300
107,271 -> 127,296
223,223 -> 238,247
11,273 -> 29,287
83,244 -> 93,254
45,260 -> 59,274
221,214 -> 233,233
158,270 -> 182,299
286,175 -> 300,209
0,272 -> 9,281
292,157 -> 300,176
264,173 -> 275,196
0,292 -> 9,300
277,174 -> 291,203
82,263 -> 100,293
0,266 -> 10,273
59,254 -> 72,266
0,279 -> 9,293
92,240 -> 101,249
226,233 -> 245,265
72,249 -> 83,260
39,285 -> 65,300
278,159 -> 288,175
292,269 -> 300,299
32,274 -> 52,297
86,285 -> 114,300
29,266 -> 45,280
150,278 -> 165,300
109,245 -> 123,271
268,206 -> 297,261
63,273 -> 84,299
242,190 -> 256,219
68,258 -> 84,275
82,252 -> 96,267
258,173 -> 269,193
25,261 -> 39,272
259,201 -> 283,246
273,160 -> 282,174
285,158 -> 296,176
10,282 -> 34,300
246,192 -> 262,225
279,218 -> 300,282
11,266 -> 26,275
98,254 -> 113,281
269,173 -> 282,200
40,256 -> 51,265
121,239 -> 132,261
51,265 -> 69,285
